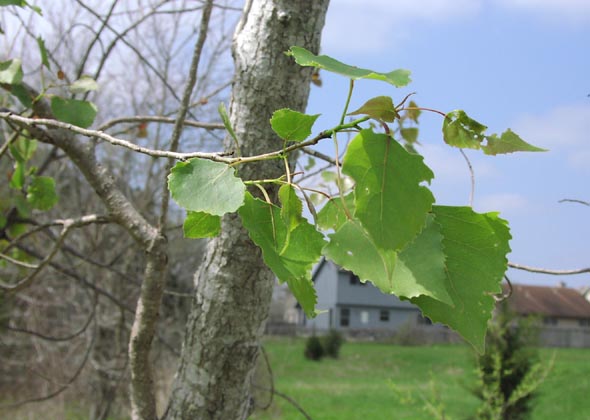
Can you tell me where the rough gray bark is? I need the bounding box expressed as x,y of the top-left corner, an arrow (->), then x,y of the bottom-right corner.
163,1 -> 329,419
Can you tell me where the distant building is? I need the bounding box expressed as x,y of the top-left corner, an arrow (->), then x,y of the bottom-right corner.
504,283 -> 590,328
289,259 -> 590,346
297,259 -> 434,332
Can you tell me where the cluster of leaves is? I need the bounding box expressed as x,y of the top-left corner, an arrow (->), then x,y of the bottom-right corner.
167,47 -> 545,352
1,2 -> 99,253
303,329 -> 345,361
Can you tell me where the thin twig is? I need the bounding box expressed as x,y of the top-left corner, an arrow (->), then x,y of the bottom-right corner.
508,262 -> 590,275
5,290 -> 96,342
458,149 -> 475,207
302,147 -> 337,166
0,112 -> 226,161
98,115 -> 224,132
0,215 -> 109,293
159,0 -> 214,228
558,198 -> 590,207
0,305 -> 97,409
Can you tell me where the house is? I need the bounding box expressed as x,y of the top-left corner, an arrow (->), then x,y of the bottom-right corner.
504,283 -> 590,328
297,259 -> 432,332
292,259 -> 590,346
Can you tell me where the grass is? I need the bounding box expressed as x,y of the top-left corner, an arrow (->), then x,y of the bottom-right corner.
251,337 -> 590,420
2,338 -> 588,419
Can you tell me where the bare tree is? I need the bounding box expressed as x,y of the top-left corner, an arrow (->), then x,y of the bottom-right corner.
1,1 -> 328,419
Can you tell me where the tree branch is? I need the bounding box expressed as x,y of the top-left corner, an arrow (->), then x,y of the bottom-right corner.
508,262 -> 590,275
0,215 -> 110,294
97,115 -> 224,132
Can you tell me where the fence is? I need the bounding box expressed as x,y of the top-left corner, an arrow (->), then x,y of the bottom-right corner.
539,326 -> 590,348
264,322 -> 590,348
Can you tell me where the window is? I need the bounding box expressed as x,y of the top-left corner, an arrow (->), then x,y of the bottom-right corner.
340,308 -> 350,327
417,314 -> 432,326
543,317 -> 558,326
579,319 -> 590,327
380,310 -> 389,322
360,311 -> 369,324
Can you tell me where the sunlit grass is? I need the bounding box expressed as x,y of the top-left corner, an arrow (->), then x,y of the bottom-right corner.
252,337 -> 590,420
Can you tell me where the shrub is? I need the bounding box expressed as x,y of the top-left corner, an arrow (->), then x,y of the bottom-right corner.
304,335 -> 324,361
471,305 -> 549,420
322,329 -> 344,358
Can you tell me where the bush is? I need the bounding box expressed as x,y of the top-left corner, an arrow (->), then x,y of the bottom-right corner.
304,335 -> 324,361
471,305 -> 549,420
322,329 -> 344,358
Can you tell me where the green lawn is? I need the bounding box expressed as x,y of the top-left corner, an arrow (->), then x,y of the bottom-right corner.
251,337 -> 590,420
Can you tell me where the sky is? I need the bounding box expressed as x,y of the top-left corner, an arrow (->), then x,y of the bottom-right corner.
306,0 -> 590,288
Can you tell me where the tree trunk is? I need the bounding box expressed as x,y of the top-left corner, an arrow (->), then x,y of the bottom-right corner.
163,1 -> 329,419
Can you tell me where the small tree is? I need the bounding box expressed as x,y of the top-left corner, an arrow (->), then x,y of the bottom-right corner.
322,329 -> 344,359
304,334 -> 324,361
471,305 -> 549,420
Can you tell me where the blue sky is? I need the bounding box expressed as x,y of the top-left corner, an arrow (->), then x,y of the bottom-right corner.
306,0 -> 590,288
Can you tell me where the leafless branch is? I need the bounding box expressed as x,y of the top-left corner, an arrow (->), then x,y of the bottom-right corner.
0,215 -> 110,294
459,148 -> 475,207
302,147 -> 337,166
0,307 -> 96,409
508,262 -> 590,275
0,112 -> 227,161
97,115 -> 224,132
6,290 -> 96,342
559,198 -> 590,207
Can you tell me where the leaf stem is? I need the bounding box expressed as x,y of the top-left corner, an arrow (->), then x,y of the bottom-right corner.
401,106 -> 447,118
339,79 -> 355,125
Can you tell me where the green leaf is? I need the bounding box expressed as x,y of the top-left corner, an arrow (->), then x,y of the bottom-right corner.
239,192 -> 325,317
279,184 -> 303,230
322,215 -> 451,304
406,100 -> 421,123
9,161 -> 25,190
0,0 -> 41,14
217,102 -> 239,146
69,76 -> 98,94
343,129 -> 434,251
14,195 -> 30,217
0,59 -> 23,84
316,194 -> 354,231
287,47 -> 411,88
400,127 -> 419,144
9,137 -> 37,162
168,158 -> 246,216
8,83 -> 34,108
304,156 -> 316,171
50,97 -> 97,128
0,213 -> 6,229
36,36 -> 50,70
443,111 -> 546,155
393,215 -> 452,304
483,129 -> 547,155
320,171 -> 337,183
26,176 -> 58,210
348,96 -> 399,122
411,206 -> 511,353
0,0 -> 26,6
183,211 -> 221,238
443,110 -> 487,150
8,223 -> 26,237
270,108 -> 320,142
323,219 -> 397,293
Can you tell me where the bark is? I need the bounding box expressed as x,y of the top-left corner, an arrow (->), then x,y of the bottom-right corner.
163,1 -> 329,419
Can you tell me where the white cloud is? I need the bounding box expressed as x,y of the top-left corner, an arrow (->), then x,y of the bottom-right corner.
322,0 -> 482,53
510,103 -> 590,170
494,0 -> 590,23
476,193 -> 528,213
